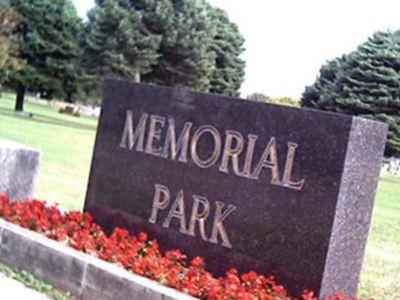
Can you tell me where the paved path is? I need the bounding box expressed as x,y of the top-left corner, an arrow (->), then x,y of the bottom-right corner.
0,273 -> 50,300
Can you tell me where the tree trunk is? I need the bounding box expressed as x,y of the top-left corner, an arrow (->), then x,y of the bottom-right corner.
134,71 -> 141,83
65,91 -> 73,103
15,83 -> 26,112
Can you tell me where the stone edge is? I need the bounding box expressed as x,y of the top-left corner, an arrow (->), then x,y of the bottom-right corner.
319,117 -> 388,298
0,218 -> 196,300
0,138 -> 42,152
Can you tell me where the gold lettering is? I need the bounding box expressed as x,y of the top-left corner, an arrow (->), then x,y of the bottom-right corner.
191,125 -> 222,169
251,137 -> 280,184
239,134 -> 258,178
119,111 -> 148,151
161,119 -> 193,162
209,201 -> 236,249
219,130 -> 244,175
145,115 -> 166,156
123,111 -> 305,191
149,184 -> 170,224
188,195 -> 210,241
162,190 -> 189,234
282,142 -> 305,190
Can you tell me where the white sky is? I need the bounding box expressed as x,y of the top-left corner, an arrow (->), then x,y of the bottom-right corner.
72,0 -> 400,98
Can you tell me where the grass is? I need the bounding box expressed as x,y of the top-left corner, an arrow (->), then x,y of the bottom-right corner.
0,92 -> 97,210
0,93 -> 399,298
359,170 -> 400,299
0,263 -> 72,300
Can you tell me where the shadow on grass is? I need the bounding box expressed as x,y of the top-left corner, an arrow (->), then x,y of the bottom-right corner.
0,107 -> 97,131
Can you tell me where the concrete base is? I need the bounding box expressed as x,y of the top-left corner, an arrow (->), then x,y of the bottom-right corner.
0,139 -> 40,201
0,219 -> 196,300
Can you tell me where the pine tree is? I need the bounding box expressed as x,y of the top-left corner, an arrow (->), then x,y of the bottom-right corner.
207,5 -> 245,97
141,0 -> 215,92
7,0 -> 82,111
302,31 -> 400,156
83,0 -> 160,97
84,0 -> 246,96
59,0 -> 83,103
301,56 -> 347,110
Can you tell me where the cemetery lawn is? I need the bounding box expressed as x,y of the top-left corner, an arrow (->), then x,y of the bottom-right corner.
0,92 -> 97,210
359,170 -> 400,299
0,93 -> 399,298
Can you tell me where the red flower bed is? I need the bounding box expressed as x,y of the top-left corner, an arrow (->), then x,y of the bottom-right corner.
0,194 -> 369,300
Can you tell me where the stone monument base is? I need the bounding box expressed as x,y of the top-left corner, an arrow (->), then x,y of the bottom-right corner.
0,219 -> 195,300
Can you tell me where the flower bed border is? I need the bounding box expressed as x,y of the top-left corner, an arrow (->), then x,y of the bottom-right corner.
0,218 -> 196,300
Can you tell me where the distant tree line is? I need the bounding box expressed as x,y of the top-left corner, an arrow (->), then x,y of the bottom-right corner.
0,0 -> 245,111
247,93 -> 299,107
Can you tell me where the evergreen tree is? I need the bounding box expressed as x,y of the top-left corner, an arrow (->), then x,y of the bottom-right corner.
83,0 -> 246,96
301,56 -> 347,110
7,0 -> 82,111
83,0 -> 160,97
59,0 -> 83,103
141,0 -> 215,92
207,5 -> 245,97
302,31 -> 400,156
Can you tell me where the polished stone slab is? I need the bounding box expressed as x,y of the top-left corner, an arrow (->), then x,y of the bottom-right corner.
85,79 -> 387,297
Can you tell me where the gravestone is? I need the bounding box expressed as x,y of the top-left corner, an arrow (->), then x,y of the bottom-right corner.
65,106 -> 74,115
85,79 -> 387,297
0,139 -> 40,201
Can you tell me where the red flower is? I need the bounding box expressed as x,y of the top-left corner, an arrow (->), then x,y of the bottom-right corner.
138,232 -> 148,243
0,194 -> 372,300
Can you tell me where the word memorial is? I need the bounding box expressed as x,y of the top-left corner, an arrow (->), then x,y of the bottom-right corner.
85,79 -> 387,298
119,111 -> 305,191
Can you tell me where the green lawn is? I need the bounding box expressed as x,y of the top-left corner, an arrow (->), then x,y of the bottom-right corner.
0,94 -> 399,298
0,92 -> 97,210
359,171 -> 400,299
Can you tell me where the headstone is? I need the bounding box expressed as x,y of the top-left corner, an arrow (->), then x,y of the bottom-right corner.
85,79 -> 388,297
0,139 -> 40,201
388,157 -> 400,175
65,106 -> 74,115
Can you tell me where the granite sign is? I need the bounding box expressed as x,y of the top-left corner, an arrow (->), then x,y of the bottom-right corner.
85,79 -> 388,297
